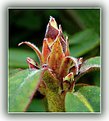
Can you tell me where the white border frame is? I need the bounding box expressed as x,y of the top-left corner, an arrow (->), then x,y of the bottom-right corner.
8,7 -> 101,114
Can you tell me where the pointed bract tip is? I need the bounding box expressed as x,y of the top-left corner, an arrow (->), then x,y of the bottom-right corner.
18,42 -> 24,46
18,41 -> 28,46
43,38 -> 48,42
59,24 -> 62,32
78,57 -> 83,64
49,16 -> 58,29
66,36 -> 68,41
50,16 -> 55,21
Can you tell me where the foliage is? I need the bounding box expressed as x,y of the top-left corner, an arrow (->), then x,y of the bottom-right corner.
9,9 -> 100,113
9,69 -> 41,112
65,86 -> 100,112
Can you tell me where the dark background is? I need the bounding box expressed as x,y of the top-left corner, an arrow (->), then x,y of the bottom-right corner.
9,9 -> 100,72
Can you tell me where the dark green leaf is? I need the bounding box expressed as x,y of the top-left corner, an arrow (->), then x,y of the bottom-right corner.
9,69 -> 41,112
92,71 -> 100,87
65,9 -> 100,33
74,83 -> 91,91
27,98 -> 48,112
69,29 -> 100,57
65,86 -> 100,112
16,10 -> 42,30
75,70 -> 100,89
75,9 -> 100,33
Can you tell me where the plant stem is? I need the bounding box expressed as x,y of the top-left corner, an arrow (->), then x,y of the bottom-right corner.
42,69 -> 65,112
46,89 -> 65,112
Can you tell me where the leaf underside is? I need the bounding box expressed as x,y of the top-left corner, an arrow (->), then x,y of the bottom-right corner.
80,56 -> 100,73
9,69 -> 41,112
75,56 -> 100,82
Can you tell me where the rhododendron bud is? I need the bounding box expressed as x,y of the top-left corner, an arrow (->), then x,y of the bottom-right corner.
18,16 -> 83,94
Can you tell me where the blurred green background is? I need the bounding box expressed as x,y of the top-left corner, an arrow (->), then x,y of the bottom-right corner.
9,9 -> 100,71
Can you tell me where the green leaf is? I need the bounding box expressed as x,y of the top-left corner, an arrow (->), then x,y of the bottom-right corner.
65,9 -> 100,33
69,29 -> 100,57
75,9 -> 100,33
27,98 -> 48,112
75,71 -> 100,89
9,48 -> 38,68
92,71 -> 100,87
74,83 -> 91,91
65,86 -> 100,112
9,68 -> 22,77
9,69 -> 41,112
